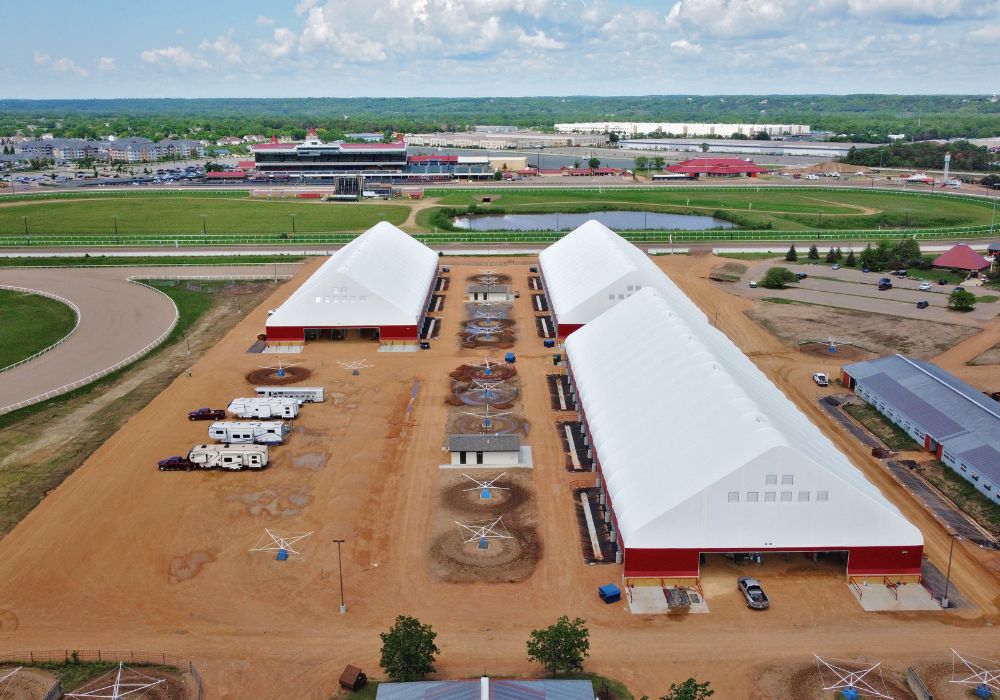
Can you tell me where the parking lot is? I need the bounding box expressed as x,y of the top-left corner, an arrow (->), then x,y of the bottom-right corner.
735,260 -> 999,325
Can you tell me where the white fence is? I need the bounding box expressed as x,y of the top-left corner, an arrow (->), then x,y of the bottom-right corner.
0,286 -> 81,374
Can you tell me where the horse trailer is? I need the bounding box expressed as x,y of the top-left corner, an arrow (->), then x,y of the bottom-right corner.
187,444 -> 269,470
208,421 -> 289,445
254,386 -> 325,403
227,397 -> 300,419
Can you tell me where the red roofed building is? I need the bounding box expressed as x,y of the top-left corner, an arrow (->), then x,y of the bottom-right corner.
932,244 -> 992,271
205,170 -> 247,180
665,157 -> 768,178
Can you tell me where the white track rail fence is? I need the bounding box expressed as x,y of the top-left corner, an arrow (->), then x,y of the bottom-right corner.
0,286 -> 81,374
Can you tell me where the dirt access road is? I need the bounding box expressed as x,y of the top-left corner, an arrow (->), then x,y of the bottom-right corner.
0,264 -> 301,412
0,257 -> 998,699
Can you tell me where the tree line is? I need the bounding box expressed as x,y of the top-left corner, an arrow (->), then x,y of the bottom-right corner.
840,140 -> 999,172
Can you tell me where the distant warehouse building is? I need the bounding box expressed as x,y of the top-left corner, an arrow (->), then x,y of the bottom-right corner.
265,222 -> 437,346
842,355 -> 1000,504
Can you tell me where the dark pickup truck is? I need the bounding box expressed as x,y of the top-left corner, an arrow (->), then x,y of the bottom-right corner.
158,455 -> 195,471
188,408 -> 225,421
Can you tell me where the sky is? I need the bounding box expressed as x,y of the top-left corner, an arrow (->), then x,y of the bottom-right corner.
4,0 -> 1000,98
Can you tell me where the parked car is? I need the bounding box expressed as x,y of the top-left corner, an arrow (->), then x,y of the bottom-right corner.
919,282 -> 932,291
917,300 -> 930,309
813,372 -> 830,387
748,280 -> 758,288
954,286 -> 966,293
937,279 -> 948,285
738,577 -> 770,610
894,269 -> 908,277
878,282 -> 892,291
831,264 -> 841,270
158,456 -> 195,471
861,267 -> 870,273
188,407 -> 226,421
795,272 -> 808,280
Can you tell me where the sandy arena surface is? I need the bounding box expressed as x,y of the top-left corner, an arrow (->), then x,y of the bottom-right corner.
0,254 -> 998,699
0,264 -> 302,411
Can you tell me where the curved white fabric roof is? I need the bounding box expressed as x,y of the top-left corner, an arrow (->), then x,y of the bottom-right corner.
266,222 -> 437,329
565,287 -> 922,551
539,220 -> 688,326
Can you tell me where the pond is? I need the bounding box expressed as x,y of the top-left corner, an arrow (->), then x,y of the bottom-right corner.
452,210 -> 734,231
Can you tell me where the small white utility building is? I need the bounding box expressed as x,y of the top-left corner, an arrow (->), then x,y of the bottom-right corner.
448,434 -> 521,466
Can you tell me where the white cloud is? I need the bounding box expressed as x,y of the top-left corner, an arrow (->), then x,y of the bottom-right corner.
33,51 -> 51,65
140,46 -> 209,70
52,58 -> 88,77
967,24 -> 1000,43
670,38 -> 703,54
846,0 -> 1000,22
200,31 -> 242,64
516,29 -> 565,50
260,27 -> 299,59
256,15 -> 275,25
97,56 -> 116,72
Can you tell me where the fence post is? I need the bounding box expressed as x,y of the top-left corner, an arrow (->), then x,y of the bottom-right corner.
97,650 -> 101,662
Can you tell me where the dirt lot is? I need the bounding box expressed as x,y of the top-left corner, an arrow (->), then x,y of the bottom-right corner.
0,255 -> 998,700
969,341 -> 1000,365
0,666 -> 57,699
746,300 -> 979,358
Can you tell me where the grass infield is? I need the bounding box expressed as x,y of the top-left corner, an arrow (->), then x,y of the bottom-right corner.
0,289 -> 77,367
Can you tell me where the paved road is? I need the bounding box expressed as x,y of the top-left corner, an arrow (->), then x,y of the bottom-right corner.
0,264 -> 301,412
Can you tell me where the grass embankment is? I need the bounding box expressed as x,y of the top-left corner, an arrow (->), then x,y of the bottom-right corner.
418,188 -> 995,232
0,290 -> 77,367
0,254 -> 307,268
919,462 -> 1000,536
0,196 -> 408,235
0,279 -> 278,533
842,402 -> 920,451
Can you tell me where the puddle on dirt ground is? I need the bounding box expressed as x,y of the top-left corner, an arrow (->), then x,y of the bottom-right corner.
168,551 -> 217,583
291,452 -> 327,471
226,487 -> 314,517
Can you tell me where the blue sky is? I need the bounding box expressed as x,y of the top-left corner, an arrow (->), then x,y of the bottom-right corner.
4,0 -> 1000,98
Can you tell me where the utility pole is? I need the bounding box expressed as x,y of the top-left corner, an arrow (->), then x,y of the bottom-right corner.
291,212 -> 296,235
113,214 -> 119,243
333,538 -> 346,613
22,216 -> 29,245
942,532 -> 959,608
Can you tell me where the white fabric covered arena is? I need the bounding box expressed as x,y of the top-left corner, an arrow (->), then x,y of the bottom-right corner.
266,221 -> 437,333
564,287 -> 922,554
539,220 -> 680,328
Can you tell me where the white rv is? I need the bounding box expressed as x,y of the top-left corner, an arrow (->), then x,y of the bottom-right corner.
254,386 -> 325,403
187,444 -> 269,470
208,421 -> 289,445
227,397 -> 299,419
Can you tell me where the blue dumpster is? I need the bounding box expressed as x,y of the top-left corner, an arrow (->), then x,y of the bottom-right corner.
543,339 -> 555,348
504,351 -> 516,363
598,584 -> 621,604
529,266 -> 538,273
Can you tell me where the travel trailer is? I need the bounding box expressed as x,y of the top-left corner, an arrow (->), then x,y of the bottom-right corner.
208,421 -> 290,445
227,397 -> 300,419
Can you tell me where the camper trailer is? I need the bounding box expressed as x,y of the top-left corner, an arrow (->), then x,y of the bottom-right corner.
187,444 -> 269,470
227,397 -> 300,419
208,421 -> 289,445
254,386 -> 325,403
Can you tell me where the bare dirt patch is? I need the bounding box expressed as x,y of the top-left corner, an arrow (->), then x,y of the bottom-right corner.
747,302 -> 978,359
969,341 -> 1000,366
710,262 -> 748,283
752,661 -> 915,700
245,365 -> 313,385
168,551 -> 217,584
66,666 -> 191,700
0,666 -> 57,700
798,341 -> 874,361
917,661 -> 980,699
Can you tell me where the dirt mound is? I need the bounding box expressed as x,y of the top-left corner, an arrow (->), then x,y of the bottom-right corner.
441,478 -> 532,514
447,413 -> 531,436
467,273 -> 512,286
429,523 -> 539,583
753,662 -> 913,700
460,330 -> 517,349
449,363 -> 518,382
245,366 -> 313,385
798,341 -> 873,361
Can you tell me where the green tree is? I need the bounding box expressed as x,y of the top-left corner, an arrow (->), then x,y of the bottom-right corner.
859,243 -> 877,270
526,616 -> 590,675
760,267 -> 796,289
754,131 -> 770,141
825,247 -> 836,263
652,156 -> 665,170
660,678 -> 714,700
948,289 -> 976,312
573,160 -> 581,168
845,249 -> 856,267
785,244 -> 798,262
700,143 -> 709,153
588,157 -> 600,170
634,156 -> 649,171
893,237 -> 922,264
808,244 -> 820,260
380,615 -> 439,682
493,170 -> 503,180
834,247 -> 843,260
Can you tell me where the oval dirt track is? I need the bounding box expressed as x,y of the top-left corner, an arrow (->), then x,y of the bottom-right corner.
0,264 -> 300,412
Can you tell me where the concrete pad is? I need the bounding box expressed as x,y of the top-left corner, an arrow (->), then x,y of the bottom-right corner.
627,585 -> 710,615
263,345 -> 302,354
378,343 -> 419,353
849,582 -> 942,611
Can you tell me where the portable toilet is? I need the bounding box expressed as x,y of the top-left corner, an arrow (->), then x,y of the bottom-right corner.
504,351 -> 516,364
529,266 -> 538,273
599,584 -> 621,604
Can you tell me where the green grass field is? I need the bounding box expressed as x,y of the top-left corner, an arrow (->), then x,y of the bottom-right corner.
0,196 -> 408,235
0,254 -> 305,267
0,290 -> 77,367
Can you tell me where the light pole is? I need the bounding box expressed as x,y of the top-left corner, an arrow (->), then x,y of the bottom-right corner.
201,214 -> 207,235
990,195 -> 997,235
290,213 -> 296,235
942,532 -> 959,608
113,215 -> 119,243
22,216 -> 29,245
333,538 -> 346,613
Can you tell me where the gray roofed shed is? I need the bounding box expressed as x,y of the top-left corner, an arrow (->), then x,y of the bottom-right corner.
448,433 -> 520,452
843,354 -> 1000,482
467,285 -> 511,294
376,678 -> 594,700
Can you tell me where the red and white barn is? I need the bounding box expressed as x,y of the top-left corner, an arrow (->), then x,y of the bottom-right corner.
564,286 -> 924,584
664,157 -> 768,178
538,220 -> 670,338
265,222 -> 437,346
